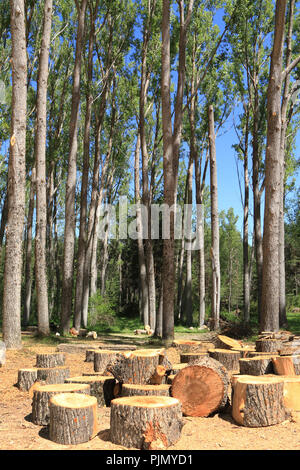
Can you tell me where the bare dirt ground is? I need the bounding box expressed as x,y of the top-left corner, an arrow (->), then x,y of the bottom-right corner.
0,334 -> 299,452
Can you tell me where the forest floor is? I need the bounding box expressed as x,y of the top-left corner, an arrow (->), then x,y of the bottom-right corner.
0,331 -> 299,453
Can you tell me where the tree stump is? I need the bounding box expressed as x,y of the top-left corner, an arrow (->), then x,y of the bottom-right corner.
93,350 -> 122,374
272,355 -> 300,376
17,368 -> 38,391
255,338 -> 282,353
180,352 -> 209,363
32,382 -> 90,425
232,376 -> 289,427
170,356 -> 229,417
121,384 -> 171,398
37,366 -> 70,384
36,353 -> 65,368
49,393 -> 98,445
169,363 -> 188,375
239,356 -> 278,376
85,349 -> 96,363
209,349 -> 241,372
107,349 -> 169,385
216,335 -> 243,350
110,396 -> 183,450
281,376 -> 300,412
65,375 -> 117,406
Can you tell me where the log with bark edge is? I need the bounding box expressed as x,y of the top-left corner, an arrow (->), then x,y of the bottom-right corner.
110,395 -> 183,450
172,340 -> 215,354
49,393 -> 98,445
255,338 -> 282,353
170,356 -> 229,417
65,375 -> 117,406
281,376 -> 300,412
121,384 -> 171,398
208,349 -> 241,372
93,349 -> 123,373
106,349 -> 170,385
239,356 -> 278,376
272,355 -> 300,375
232,376 -> 289,427
180,352 -> 209,363
231,346 -> 256,358
169,363 -> 188,375
216,335 -> 243,350
36,366 -> 70,384
32,382 -> 91,425
248,351 -> 280,358
85,349 -> 96,363
35,352 -> 66,368
17,368 -> 38,391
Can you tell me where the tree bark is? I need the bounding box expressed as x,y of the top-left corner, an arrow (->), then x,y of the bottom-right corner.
3,0 -> 27,349
23,168 -> 35,327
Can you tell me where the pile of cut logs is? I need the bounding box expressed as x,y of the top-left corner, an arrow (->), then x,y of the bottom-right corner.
14,331 -> 300,449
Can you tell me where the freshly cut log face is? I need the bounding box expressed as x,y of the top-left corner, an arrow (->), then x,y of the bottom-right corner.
121,384 -> 171,397
216,335 -> 243,350
272,355 -> 300,376
170,357 -> 229,417
36,353 -> 65,368
239,356 -> 278,376
65,375 -> 117,406
32,382 -> 90,425
208,349 -> 241,372
49,393 -> 98,445
281,376 -> 300,412
232,376 -> 289,427
110,395 -> 183,450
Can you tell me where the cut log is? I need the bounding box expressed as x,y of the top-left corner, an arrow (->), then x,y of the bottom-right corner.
208,349 -> 241,372
239,356 -> 278,376
32,382 -> 91,425
121,384 -> 171,398
110,395 -> 183,450
37,366 -> 70,384
148,365 -> 167,385
169,363 -> 188,375
255,338 -> 282,353
94,350 -> 123,374
281,376 -> 300,412
49,393 -> 98,444
172,340 -> 214,354
231,347 -> 256,358
17,368 -> 38,391
272,355 -> 300,376
65,375 -> 117,406
170,356 -> 229,417
107,349 -> 169,385
180,352 -> 209,363
85,349 -> 96,363
216,335 -> 243,350
248,351 -> 280,358
36,352 -> 65,368
232,376 -> 289,427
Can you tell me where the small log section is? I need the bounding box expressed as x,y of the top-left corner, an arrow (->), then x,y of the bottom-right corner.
272,355 -> 300,376
49,393 -> 98,445
239,356 -> 278,376
232,376 -> 289,427
248,351 -> 280,358
172,340 -> 215,354
93,350 -> 121,374
17,368 -> 38,391
255,338 -> 282,353
110,396 -> 183,450
169,364 -> 188,375
208,349 -> 241,372
37,366 -> 70,384
121,384 -> 171,398
107,349 -> 171,385
281,376 -> 300,412
231,347 -> 256,358
32,383 -> 90,425
216,335 -> 243,350
65,375 -> 117,406
85,349 -> 96,363
170,356 -> 229,417
180,352 -> 209,363
36,352 -> 65,368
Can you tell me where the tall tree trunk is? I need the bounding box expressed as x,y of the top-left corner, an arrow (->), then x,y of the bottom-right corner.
261,0 -> 287,332
60,0 -> 87,334
35,0 -> 53,336
3,0 -> 27,349
23,168 -> 35,327
184,155 -> 194,326
243,110 -> 250,323
208,105 -> 220,330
